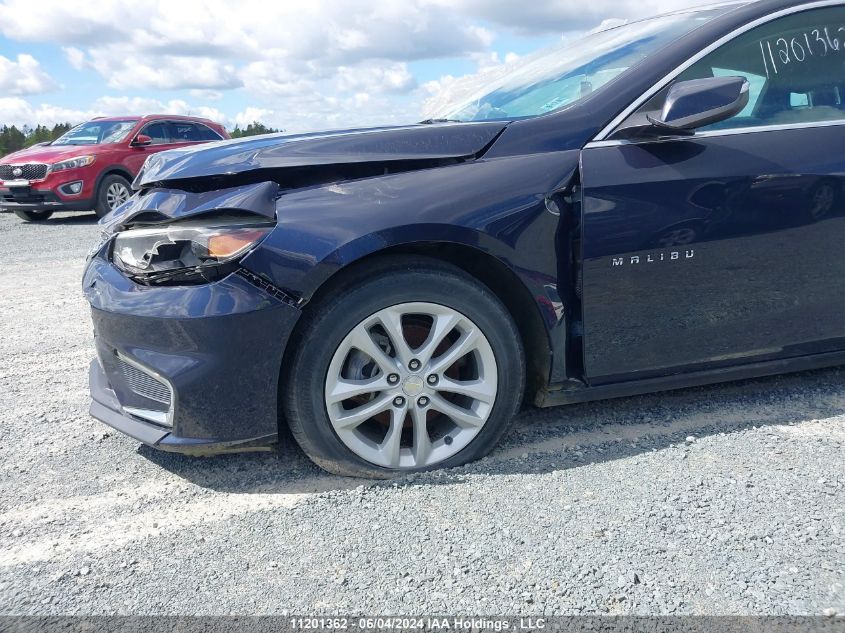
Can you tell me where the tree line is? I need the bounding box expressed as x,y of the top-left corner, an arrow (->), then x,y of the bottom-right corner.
0,123 -> 74,158
0,121 -> 281,158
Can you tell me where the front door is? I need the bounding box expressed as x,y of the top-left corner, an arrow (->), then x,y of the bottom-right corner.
580,5 -> 845,382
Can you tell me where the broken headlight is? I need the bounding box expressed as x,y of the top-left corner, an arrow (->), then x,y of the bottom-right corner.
112,218 -> 273,284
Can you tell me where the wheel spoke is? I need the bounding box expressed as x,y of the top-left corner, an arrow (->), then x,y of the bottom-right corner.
429,394 -> 484,429
376,307 -> 415,368
331,394 -> 392,430
327,375 -> 390,404
428,328 -> 480,376
379,406 -> 406,468
348,327 -> 399,374
417,312 -> 461,367
411,407 -> 431,466
326,301 -> 498,470
436,376 -> 496,405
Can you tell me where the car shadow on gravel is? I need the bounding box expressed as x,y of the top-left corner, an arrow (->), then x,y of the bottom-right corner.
139,366 -> 845,492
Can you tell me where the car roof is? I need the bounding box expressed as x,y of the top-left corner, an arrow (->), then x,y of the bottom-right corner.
138,114 -> 220,124
589,1 -> 748,33
623,0 -> 834,31
89,114 -> 220,125
88,116 -> 141,123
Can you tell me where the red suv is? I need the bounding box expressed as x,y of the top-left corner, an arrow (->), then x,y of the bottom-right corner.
0,115 -> 229,222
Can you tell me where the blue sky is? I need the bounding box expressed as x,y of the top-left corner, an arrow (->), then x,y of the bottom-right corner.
0,0 -> 699,132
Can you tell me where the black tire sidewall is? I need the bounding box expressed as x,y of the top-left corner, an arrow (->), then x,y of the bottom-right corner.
95,174 -> 131,218
284,264 -> 525,477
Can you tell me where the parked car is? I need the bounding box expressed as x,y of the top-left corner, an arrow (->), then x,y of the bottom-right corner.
84,0 -> 845,477
0,115 -> 228,222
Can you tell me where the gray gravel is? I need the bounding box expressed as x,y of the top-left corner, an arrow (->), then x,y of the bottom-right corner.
0,210 -> 843,616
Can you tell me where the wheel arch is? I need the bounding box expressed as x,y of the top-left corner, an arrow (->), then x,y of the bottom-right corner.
94,166 -> 134,194
282,240 -> 554,406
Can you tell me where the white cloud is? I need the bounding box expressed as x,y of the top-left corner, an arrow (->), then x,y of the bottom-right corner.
336,63 -> 416,95
0,0 -> 493,94
423,0 -> 703,34
90,96 -> 227,123
62,47 -> 86,71
0,96 -> 227,129
469,51 -> 521,73
0,97 -> 93,128
240,57 -> 318,100
233,107 -> 274,129
230,90 -> 419,134
86,47 -> 243,91
0,0 -> 710,132
0,54 -> 58,95
190,89 -> 223,101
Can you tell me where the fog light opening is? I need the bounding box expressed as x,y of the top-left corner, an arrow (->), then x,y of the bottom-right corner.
61,181 -> 84,195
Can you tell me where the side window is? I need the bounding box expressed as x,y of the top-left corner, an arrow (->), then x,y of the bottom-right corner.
141,122 -> 170,145
192,124 -> 223,141
170,122 -> 222,142
170,123 -> 195,142
638,7 -> 845,131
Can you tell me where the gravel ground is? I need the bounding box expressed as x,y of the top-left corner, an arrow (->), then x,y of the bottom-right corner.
0,210 -> 843,616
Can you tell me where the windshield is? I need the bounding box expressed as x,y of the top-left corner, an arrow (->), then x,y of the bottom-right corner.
52,120 -> 137,146
429,7 -> 734,122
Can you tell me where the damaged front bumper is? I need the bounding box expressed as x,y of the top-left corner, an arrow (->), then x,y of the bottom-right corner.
83,254 -> 302,454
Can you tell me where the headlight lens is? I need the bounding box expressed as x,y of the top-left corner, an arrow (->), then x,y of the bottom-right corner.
49,155 -> 95,172
112,219 -> 273,283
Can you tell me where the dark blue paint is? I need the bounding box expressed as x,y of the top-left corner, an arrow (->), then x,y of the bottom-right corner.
660,76 -> 748,126
86,263 -> 300,444
84,0 -> 845,451
103,181 -> 281,230
135,122 -> 508,187
581,125 -> 845,381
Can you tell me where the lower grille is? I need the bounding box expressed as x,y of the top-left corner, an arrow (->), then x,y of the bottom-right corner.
0,190 -> 47,204
118,356 -> 172,406
0,164 -> 48,180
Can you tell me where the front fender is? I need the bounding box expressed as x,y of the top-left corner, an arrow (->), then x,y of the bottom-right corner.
242,151 -> 581,310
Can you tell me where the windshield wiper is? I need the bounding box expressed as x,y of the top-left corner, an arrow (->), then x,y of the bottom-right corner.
418,118 -> 462,124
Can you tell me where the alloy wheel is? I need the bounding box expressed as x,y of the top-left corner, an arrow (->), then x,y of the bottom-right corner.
325,302 -> 498,469
106,182 -> 130,210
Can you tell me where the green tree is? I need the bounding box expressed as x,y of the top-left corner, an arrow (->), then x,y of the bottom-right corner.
229,121 -> 281,138
0,125 -> 26,157
0,122 -> 75,158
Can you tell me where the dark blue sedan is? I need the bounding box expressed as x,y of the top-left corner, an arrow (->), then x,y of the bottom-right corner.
84,0 -> 845,476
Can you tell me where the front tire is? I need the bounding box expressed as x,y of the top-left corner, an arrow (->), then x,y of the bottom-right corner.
283,258 -> 525,478
94,174 -> 132,218
13,209 -> 53,222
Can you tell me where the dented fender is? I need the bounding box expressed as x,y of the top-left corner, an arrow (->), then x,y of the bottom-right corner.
245,151 -> 580,299
101,148 -> 581,385
239,150 -> 582,384
241,151 -> 582,297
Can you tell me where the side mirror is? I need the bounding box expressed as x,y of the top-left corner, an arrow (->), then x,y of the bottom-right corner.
648,76 -> 750,135
131,134 -> 152,147
611,76 -> 750,140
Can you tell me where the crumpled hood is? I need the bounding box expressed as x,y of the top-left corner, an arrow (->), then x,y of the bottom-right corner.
0,144 -> 97,165
135,121 -> 508,187
100,181 -> 281,233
